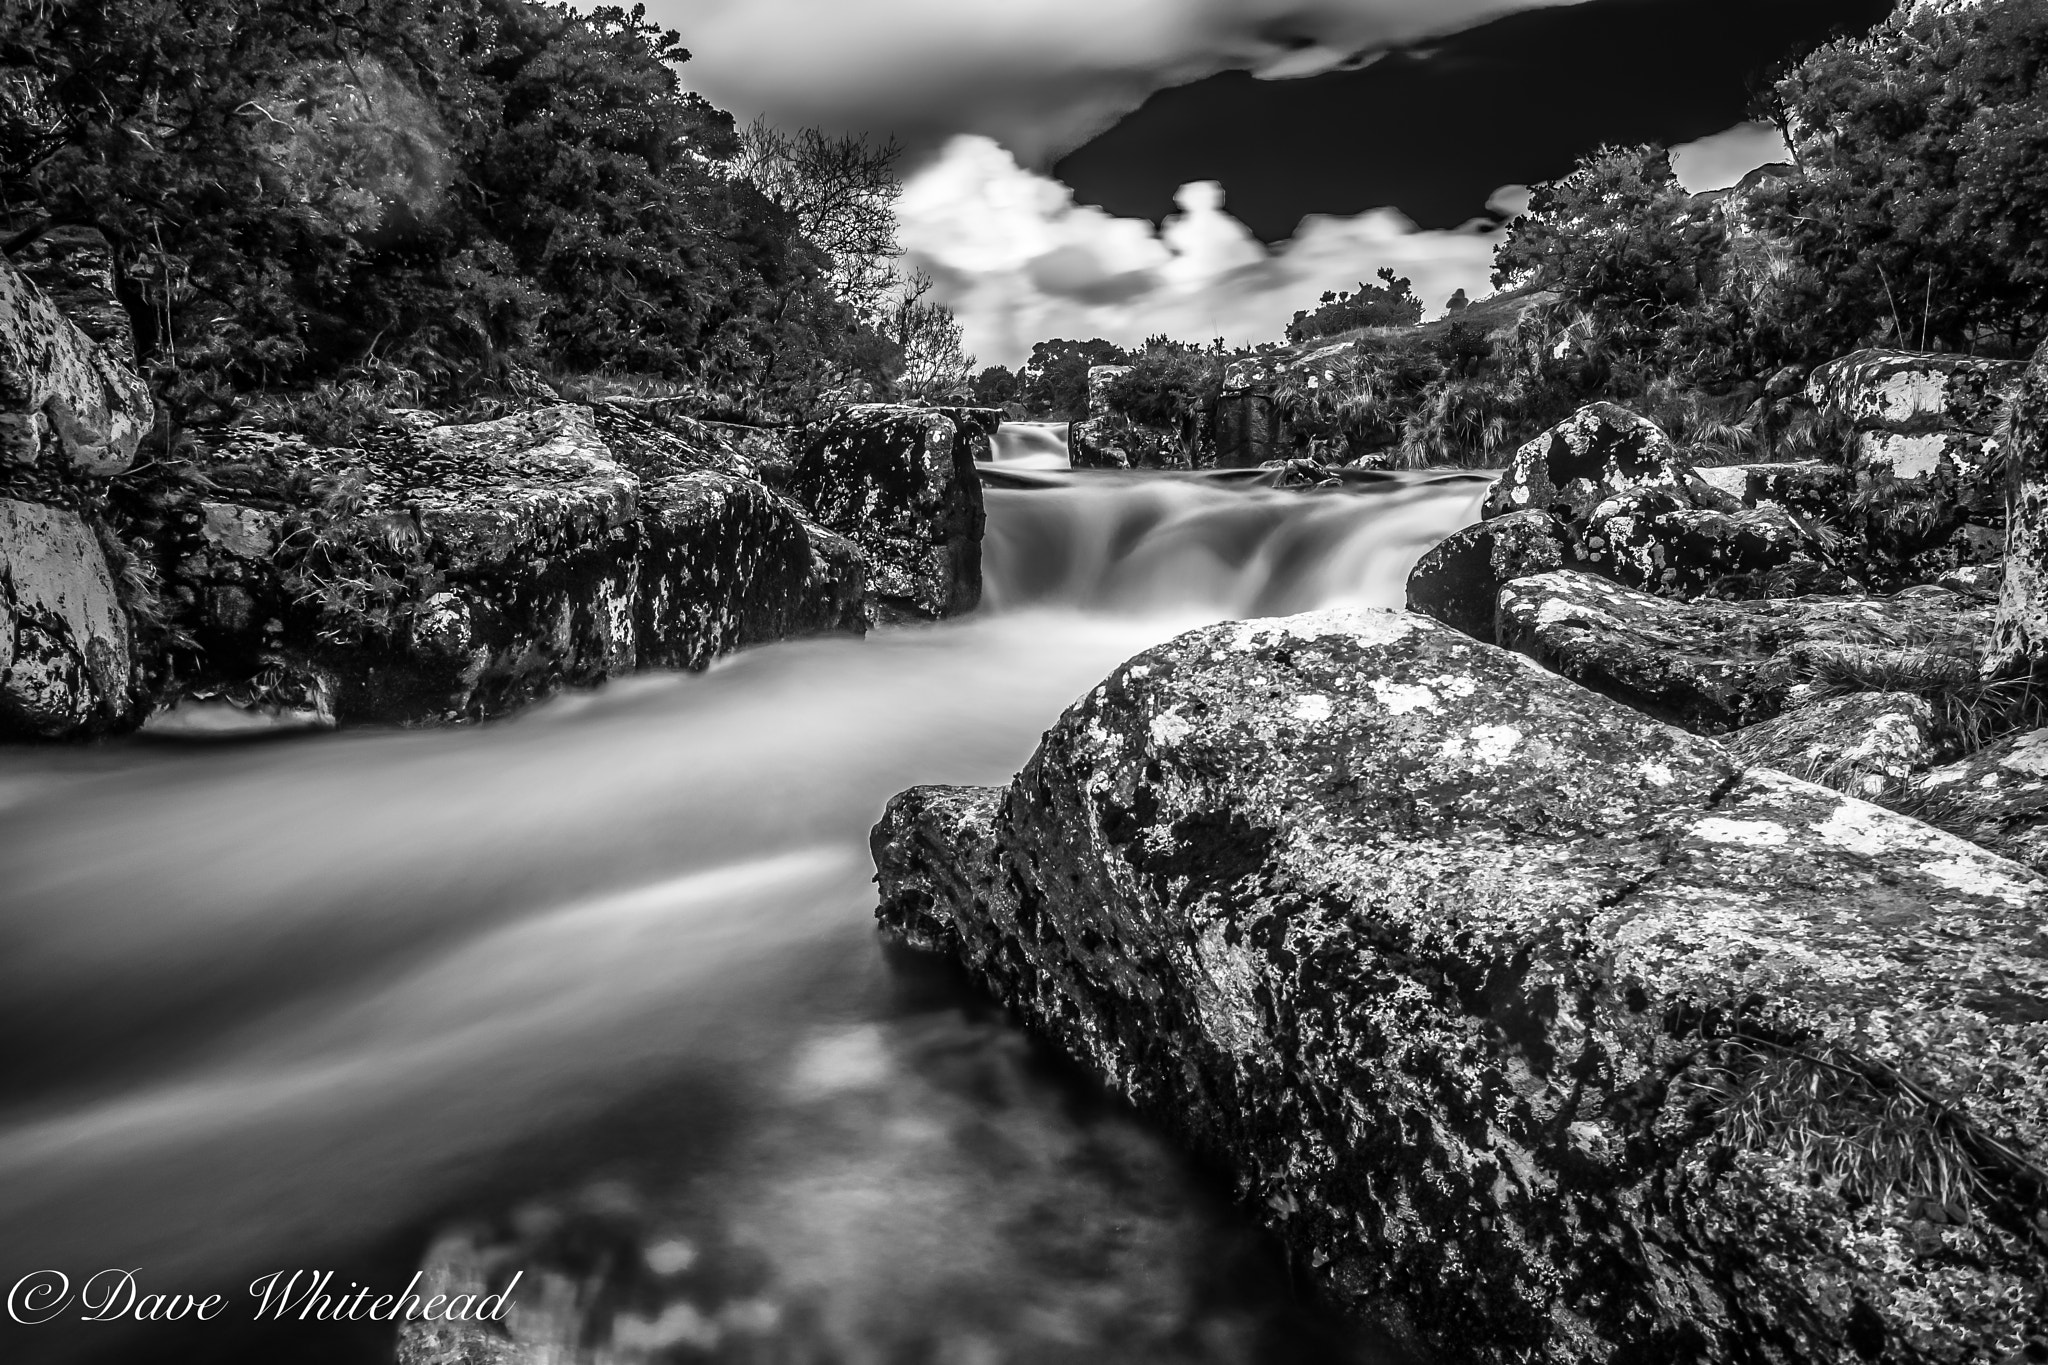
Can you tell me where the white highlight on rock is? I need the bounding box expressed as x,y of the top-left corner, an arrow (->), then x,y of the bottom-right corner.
1150,710 -> 1193,748
1370,680 -> 1438,715
1997,729 -> 2048,777
1467,724 -> 1522,764
1291,694 -> 1334,725
1691,817 -> 1791,848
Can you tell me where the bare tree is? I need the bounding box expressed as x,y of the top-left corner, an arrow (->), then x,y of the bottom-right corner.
889,268 -> 975,399
734,116 -> 904,321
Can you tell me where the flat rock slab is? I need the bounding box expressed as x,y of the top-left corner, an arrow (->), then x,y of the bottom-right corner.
0,498 -> 133,736
874,608 -> 2048,1364
1497,570 -> 1990,732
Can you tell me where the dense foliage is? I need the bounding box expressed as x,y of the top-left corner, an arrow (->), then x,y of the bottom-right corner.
1,0 -> 894,423
1285,269 -> 1424,343
1018,337 -> 1130,420
1102,338 -> 1226,434
1755,0 -> 2048,356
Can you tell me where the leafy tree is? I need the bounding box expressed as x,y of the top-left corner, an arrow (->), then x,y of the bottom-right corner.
1019,337 -> 1129,420
888,268 -> 974,399
1753,0 -> 2048,354
0,0 -> 892,423
970,364 -> 1020,408
1286,268 -> 1424,343
733,116 -> 904,321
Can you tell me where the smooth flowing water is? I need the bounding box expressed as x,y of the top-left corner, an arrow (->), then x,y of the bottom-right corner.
0,459 -> 1486,1365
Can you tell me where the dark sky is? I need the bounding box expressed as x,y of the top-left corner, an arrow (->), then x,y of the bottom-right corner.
1054,0 -> 1895,241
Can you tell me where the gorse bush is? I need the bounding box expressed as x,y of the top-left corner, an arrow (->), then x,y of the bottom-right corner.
1,0 -> 894,423
1286,268 -> 1424,343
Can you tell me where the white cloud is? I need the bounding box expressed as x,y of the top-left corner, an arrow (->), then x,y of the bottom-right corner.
653,0 -> 1589,163
897,136 -> 1506,368
1671,121 -> 1792,194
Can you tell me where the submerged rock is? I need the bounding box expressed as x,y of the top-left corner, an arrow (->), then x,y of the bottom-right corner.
1496,570 -> 1989,733
790,404 -> 986,619
0,497 -> 135,736
873,608 -> 2048,1365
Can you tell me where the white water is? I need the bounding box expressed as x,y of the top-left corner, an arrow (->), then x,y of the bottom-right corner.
0,462 -> 1484,1364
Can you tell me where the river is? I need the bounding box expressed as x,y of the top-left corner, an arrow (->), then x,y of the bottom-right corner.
0,445 -> 1486,1365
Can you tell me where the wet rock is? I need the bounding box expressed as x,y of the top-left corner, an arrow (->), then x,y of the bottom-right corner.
1908,727 -> 2048,875
1066,415 -> 1131,469
0,248 -> 153,475
0,497 -> 135,736
790,405 -> 986,619
637,472 -> 865,671
873,608 -> 2048,1365
1480,402 -> 1691,532
1404,509 -> 1567,641
1723,691 -> 1938,801
1496,570 -> 1991,733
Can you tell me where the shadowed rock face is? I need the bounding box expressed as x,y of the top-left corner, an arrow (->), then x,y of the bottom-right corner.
1992,339 -> 2048,678
0,248 -> 153,477
0,498 -> 135,736
1405,509 -> 1569,641
874,609 -> 2048,1364
789,405 -> 990,619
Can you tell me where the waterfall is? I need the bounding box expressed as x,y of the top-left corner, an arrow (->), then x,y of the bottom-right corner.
0,451 -> 1482,1365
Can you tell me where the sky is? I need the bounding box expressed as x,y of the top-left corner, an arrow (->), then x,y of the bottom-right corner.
652,0 -> 1895,367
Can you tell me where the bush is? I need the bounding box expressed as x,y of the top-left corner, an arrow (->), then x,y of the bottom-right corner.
1286,268 -> 1424,343
1018,338 -> 1129,420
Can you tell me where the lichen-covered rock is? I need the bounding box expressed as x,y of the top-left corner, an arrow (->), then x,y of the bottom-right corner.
1404,509 -> 1567,641
1908,728 -> 2048,876
1723,691 -> 1938,801
789,404 -> 985,618
1497,570 -> 1992,733
1066,414 -> 1132,469
10,226 -> 139,363
0,497 -> 135,736
637,471 -> 865,670
0,248 -> 153,476
874,608 -> 2048,1365
1808,349 -> 2024,437
1480,402 -> 1691,531
1578,491 -> 1807,597
1989,338 -> 2048,679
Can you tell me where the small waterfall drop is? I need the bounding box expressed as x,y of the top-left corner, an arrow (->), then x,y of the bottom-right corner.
0,452 -> 1484,1365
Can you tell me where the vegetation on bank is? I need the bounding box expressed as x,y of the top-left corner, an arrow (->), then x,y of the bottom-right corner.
0,0 -> 981,437
1000,0 -> 2045,469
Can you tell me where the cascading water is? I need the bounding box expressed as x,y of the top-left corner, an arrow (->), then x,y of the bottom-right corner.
0,446 -> 1485,1365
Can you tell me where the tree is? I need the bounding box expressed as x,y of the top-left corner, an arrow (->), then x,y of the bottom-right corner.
1446,288 -> 1471,314
1286,268 -> 1424,342
1752,0 -> 2048,355
732,116 -> 905,322
1019,337 -> 1129,419
971,365 -> 1020,408
888,268 -> 974,399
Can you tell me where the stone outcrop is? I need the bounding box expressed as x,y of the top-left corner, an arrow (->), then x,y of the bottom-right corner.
872,608 -> 2048,1365
789,404 -> 989,619
0,498 -> 135,735
1723,691 -> 1939,802
1403,509 -> 1568,641
158,402 -> 870,727
1907,727 -> 2048,876
0,244 -> 152,477
1481,401 -> 1694,530
1494,571 -> 1989,734
1215,354 -> 1286,469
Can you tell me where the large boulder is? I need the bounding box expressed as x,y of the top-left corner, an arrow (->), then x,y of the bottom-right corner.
0,497 -> 136,736
873,609 -> 2048,1365
789,405 -> 986,619
160,403 -> 867,727
1495,571 -> 1989,734
0,246 -> 152,476
1808,349 -> 2022,438
1480,402 -> 1691,532
1404,509 -> 1568,641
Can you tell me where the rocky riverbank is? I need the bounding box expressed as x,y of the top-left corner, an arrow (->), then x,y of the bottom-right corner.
0,237 -> 999,737
871,348 -> 2048,1361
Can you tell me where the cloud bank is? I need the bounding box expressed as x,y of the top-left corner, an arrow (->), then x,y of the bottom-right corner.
897,137 -> 1508,368
655,0 -> 1587,163
1670,121 -> 1793,193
